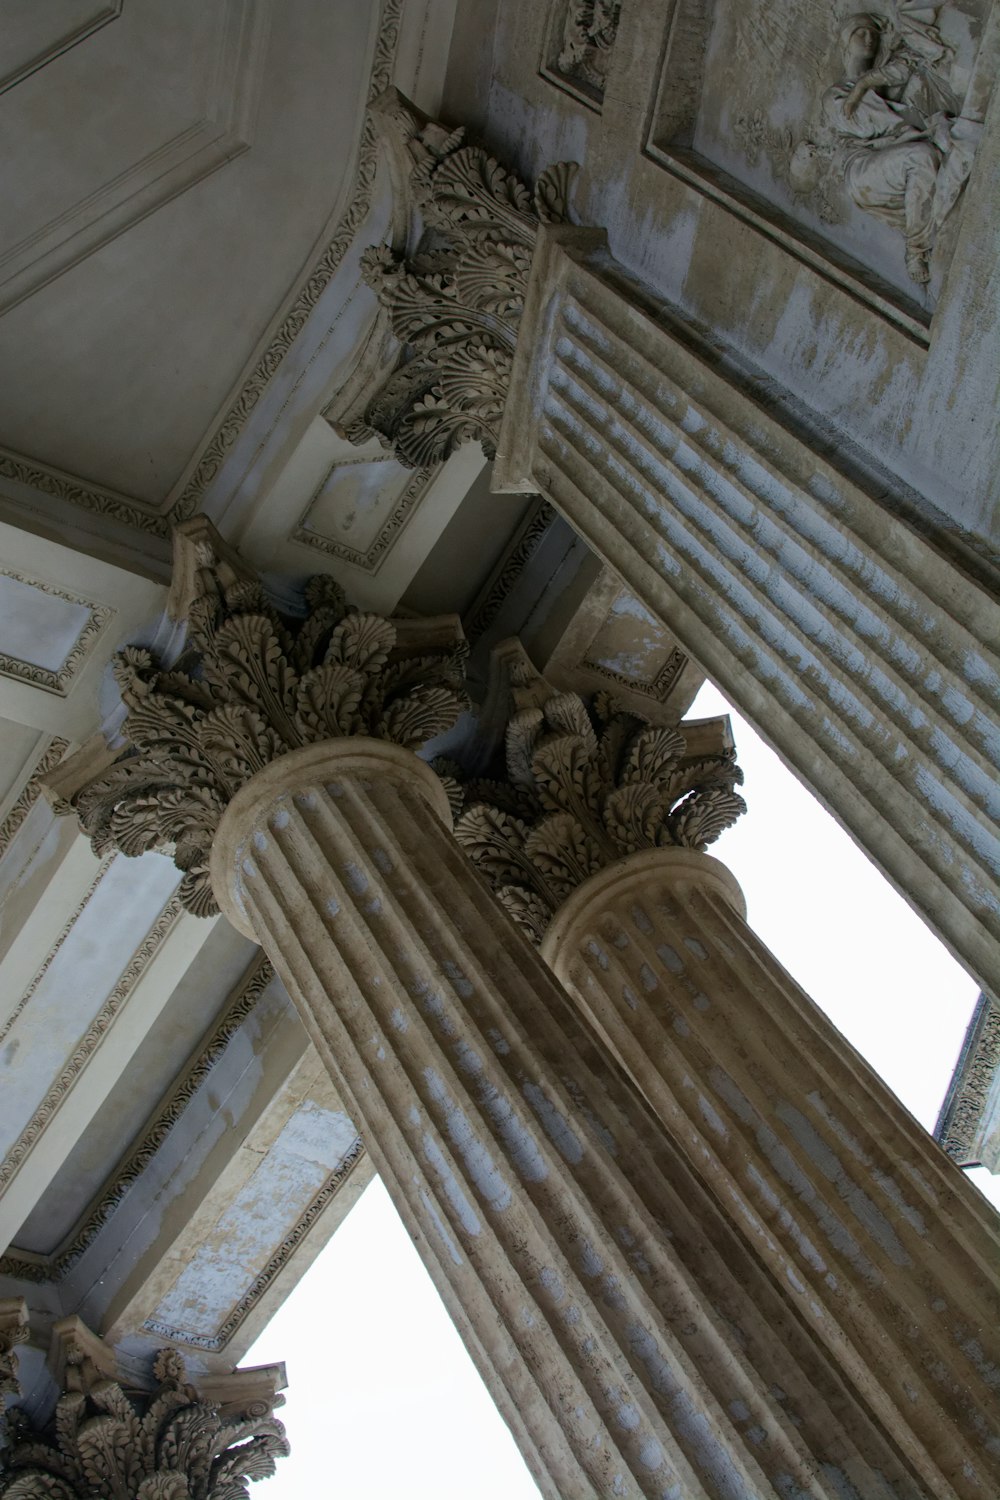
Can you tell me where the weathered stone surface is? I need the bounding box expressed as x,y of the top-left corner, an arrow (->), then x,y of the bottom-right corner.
209,737 -> 932,1499
493,224 -> 1000,1006
54,519 -> 468,918
542,846 -> 1000,1498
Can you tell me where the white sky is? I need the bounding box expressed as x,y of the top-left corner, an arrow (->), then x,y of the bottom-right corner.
248,682 -> 996,1498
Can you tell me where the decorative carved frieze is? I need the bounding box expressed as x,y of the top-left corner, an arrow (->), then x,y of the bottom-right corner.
0,1333 -> 288,1499
0,1301 -> 29,1401
0,738 -> 69,862
349,91 -> 575,469
442,650 -> 744,943
935,991 -> 1000,1166
57,521 -> 469,918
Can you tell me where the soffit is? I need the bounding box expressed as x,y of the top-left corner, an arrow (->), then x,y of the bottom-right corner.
0,0 -> 379,508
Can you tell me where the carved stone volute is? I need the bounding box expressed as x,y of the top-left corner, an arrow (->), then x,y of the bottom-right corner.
441,644 -> 746,944
52,520 -> 469,918
344,89 -> 576,468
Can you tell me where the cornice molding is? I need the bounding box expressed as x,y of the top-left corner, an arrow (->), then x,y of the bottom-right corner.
0,447 -> 169,538
0,737 -> 68,861
0,0 -> 404,541
934,991 -> 1000,1165
463,498 -> 556,641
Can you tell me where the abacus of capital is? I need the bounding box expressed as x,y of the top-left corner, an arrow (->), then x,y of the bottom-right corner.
32,520 -> 1000,1499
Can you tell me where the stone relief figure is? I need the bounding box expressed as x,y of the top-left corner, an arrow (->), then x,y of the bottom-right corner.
556,0 -> 622,96
816,4 -> 981,283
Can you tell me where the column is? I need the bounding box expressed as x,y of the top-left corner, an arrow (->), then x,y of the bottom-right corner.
209,737 -> 927,1499
490,224 -> 1000,1011
453,674 -> 1000,1499
59,521 -> 938,1499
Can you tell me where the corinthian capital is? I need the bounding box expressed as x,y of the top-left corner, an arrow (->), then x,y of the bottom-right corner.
345,89 -> 576,468
54,520 -> 468,917
444,645 -> 745,944
0,1326 -> 288,1500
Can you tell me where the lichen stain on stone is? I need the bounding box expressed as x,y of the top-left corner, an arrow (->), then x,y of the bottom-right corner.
586,938 -> 610,971
371,846 -> 393,873
683,936 -> 708,960
442,958 -> 474,998
424,1065 -> 514,1210
420,1130 -> 483,1237
523,1080 -> 584,1165
343,860 -> 368,895
656,943 -> 685,975
418,1185 -> 464,1265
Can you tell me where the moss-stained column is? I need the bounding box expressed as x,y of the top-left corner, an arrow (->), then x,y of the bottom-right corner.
57,522 -> 933,1500
455,672 -> 1000,1499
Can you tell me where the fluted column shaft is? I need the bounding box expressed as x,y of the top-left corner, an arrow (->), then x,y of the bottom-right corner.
543,849 -> 1000,1500
211,741 -> 929,1500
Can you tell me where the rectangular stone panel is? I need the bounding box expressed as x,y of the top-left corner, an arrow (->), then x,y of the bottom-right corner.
647,0 -> 994,323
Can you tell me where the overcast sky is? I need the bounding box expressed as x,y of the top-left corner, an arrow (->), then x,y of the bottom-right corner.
248,682 -> 996,1498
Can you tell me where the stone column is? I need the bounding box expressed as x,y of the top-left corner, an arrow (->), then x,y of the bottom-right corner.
342,93 -> 1000,1009
60,522 -> 938,1500
491,225 -> 1000,1012
454,673 -> 1000,1499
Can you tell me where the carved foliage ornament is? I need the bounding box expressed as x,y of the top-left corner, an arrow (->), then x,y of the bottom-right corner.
0,1349 -> 288,1500
63,539 -> 469,918
356,99 -> 575,468
443,690 -> 745,944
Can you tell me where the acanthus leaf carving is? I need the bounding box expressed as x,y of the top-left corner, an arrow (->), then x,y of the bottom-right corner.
56,521 -> 469,918
0,1339 -> 289,1500
349,91 -> 576,468
446,652 -> 745,943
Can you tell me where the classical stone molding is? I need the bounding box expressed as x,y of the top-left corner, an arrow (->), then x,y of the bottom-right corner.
59,520 -> 469,918
0,1300 -> 29,1401
0,959 -> 276,1285
462,499 -> 556,642
0,895 -> 183,1193
346,91 -> 575,469
0,1335 -> 288,1499
934,991 -> 1000,1166
444,651 -> 745,944
0,857 -> 114,1051
0,737 -> 69,862
141,1136 -> 366,1353
291,462 -> 434,572
0,572 -> 113,697
169,0 -> 405,523
0,448 -> 169,539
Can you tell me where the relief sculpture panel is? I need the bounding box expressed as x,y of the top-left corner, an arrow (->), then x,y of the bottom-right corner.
649,0 -> 992,314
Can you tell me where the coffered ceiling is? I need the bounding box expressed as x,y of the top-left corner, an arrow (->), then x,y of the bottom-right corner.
0,0 -> 388,509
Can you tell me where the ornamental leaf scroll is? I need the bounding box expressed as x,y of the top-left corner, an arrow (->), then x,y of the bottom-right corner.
0,1349 -> 288,1500
351,92 -> 577,468
442,687 -> 746,944
58,524 -> 469,918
